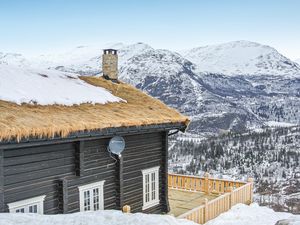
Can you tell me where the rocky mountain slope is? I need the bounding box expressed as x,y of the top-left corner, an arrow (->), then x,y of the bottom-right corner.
1,41 -> 300,136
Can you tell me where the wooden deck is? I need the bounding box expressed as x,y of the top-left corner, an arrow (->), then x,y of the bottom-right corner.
168,189 -> 218,217
167,174 -> 253,224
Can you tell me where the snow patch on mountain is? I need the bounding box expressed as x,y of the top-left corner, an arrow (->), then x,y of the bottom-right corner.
182,41 -> 300,77
0,64 -> 123,105
265,121 -> 296,127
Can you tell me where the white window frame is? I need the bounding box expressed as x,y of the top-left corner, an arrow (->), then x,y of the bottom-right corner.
142,166 -> 159,210
78,180 -> 105,212
7,195 -> 46,214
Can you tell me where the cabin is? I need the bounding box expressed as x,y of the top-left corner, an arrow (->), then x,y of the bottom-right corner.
0,49 -> 189,215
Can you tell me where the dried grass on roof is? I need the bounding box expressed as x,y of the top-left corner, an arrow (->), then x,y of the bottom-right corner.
0,76 -> 189,141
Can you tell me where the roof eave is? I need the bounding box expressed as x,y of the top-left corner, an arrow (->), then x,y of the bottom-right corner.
0,122 -> 187,149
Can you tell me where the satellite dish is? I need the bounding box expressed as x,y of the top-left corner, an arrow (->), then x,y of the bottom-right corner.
108,136 -> 125,156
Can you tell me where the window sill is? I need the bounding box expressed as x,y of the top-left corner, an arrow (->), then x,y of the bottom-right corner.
142,200 -> 160,210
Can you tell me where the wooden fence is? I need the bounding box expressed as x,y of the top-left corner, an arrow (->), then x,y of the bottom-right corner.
168,173 -> 253,224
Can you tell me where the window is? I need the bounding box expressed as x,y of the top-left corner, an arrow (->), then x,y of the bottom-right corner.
142,166 -> 159,210
78,180 -> 105,211
7,195 -> 46,214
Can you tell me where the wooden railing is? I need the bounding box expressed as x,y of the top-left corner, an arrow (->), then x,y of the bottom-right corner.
168,173 -> 253,224
168,173 -> 247,194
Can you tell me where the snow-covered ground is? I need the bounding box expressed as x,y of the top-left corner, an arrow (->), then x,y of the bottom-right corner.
206,203 -> 300,225
0,204 -> 299,225
0,210 -> 196,225
0,64 -> 123,105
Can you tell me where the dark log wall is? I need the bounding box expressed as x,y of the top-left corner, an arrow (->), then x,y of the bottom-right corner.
1,131 -> 168,214
3,142 -> 76,214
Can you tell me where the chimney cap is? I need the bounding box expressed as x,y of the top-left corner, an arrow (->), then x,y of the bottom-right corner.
103,49 -> 118,54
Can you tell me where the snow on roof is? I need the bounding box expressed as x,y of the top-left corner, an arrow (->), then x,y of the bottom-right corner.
0,210 -> 197,225
206,203 -> 299,225
0,64 -> 123,105
0,71 -> 189,141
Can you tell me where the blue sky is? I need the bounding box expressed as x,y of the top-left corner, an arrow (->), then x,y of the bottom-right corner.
0,0 -> 299,59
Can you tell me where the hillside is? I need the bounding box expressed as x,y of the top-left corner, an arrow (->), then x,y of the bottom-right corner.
169,126 -> 300,213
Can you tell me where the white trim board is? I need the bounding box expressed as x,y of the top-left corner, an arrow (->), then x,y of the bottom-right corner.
7,195 -> 46,214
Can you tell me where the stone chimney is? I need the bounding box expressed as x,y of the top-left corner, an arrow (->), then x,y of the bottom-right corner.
102,49 -> 118,81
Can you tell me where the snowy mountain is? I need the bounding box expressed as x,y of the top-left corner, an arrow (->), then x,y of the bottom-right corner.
296,59 -> 300,65
1,41 -> 300,135
182,41 -> 300,77
0,52 -> 31,67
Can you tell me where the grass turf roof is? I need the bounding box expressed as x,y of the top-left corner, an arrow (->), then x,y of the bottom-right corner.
0,76 -> 189,142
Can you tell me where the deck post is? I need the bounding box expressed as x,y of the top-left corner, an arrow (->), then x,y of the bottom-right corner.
247,178 -> 254,204
122,205 -> 131,213
228,187 -> 234,207
204,198 -> 208,222
204,172 -> 210,194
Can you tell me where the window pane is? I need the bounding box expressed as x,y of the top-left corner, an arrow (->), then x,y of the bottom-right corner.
16,208 -> 25,213
93,188 -> 99,211
145,174 -> 150,203
29,205 -> 38,213
151,172 -> 156,200
84,190 -> 91,211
